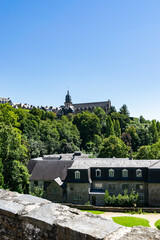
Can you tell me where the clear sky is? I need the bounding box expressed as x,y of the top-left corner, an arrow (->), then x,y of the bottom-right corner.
0,0 -> 160,120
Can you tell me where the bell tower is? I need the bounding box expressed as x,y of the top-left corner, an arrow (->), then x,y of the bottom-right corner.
64,91 -> 72,106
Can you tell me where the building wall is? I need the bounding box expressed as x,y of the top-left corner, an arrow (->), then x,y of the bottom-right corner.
91,181 -> 147,205
148,183 -> 160,206
89,193 -> 105,206
46,181 -> 63,203
67,183 -> 90,204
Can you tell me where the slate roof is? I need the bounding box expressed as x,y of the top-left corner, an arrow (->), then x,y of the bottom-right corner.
28,152 -> 89,181
73,101 -> 109,108
68,158 -> 160,169
29,160 -> 73,181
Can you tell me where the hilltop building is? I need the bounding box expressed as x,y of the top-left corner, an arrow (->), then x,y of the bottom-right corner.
0,97 -> 12,104
54,91 -> 111,116
28,152 -> 160,207
0,92 -> 111,115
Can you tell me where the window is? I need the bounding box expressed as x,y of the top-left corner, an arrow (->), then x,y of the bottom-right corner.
122,184 -> 129,190
122,169 -> 128,177
95,183 -> 102,189
136,169 -> 142,178
44,181 -> 50,190
109,169 -> 114,177
34,181 -> 38,186
74,195 -> 81,200
95,169 -> 101,177
108,184 -> 115,191
75,170 -> 80,179
136,184 -> 144,190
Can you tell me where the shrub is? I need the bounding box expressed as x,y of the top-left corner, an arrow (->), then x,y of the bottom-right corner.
104,190 -> 139,207
30,186 -> 44,198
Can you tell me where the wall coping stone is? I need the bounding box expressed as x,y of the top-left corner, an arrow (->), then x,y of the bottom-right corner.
0,190 -> 160,239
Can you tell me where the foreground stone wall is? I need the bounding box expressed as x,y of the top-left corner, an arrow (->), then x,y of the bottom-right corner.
0,190 -> 160,240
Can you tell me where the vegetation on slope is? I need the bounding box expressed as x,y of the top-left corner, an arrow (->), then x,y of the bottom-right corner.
0,103 -> 160,193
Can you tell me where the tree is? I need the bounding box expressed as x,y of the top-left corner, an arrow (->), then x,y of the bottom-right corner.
121,132 -> 132,147
139,115 -> 146,124
119,104 -> 130,117
108,106 -> 117,115
149,120 -> 159,143
0,123 -> 29,191
114,119 -> 121,138
156,121 -> 160,133
126,126 -> 140,151
10,160 -> 30,193
136,146 -> 155,159
0,158 -> 4,188
98,135 -> 130,158
119,114 -> 130,133
73,112 -> 101,149
106,116 -> 114,137
93,107 -> 106,126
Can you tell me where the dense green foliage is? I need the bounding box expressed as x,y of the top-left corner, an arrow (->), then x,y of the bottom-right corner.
112,216 -> 150,227
104,190 -> 139,207
0,103 -> 160,194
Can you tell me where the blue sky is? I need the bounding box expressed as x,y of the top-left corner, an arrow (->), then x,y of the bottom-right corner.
0,0 -> 160,120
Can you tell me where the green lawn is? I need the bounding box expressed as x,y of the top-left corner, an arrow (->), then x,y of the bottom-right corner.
155,219 -> 160,229
81,210 -> 105,214
112,216 -> 150,227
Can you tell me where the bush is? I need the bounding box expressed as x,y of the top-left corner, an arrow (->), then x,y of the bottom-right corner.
155,219 -> 160,230
104,190 -> 139,207
30,186 -> 44,198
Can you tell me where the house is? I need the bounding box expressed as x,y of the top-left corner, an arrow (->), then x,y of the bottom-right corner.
28,153 -> 160,207
28,152 -> 88,202
65,158 -> 160,206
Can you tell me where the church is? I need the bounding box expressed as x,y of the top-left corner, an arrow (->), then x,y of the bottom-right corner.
55,91 -> 111,116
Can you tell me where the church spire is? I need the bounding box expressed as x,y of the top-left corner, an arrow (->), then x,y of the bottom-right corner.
65,90 -> 72,106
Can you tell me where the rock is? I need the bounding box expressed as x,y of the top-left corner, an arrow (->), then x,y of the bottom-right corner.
0,189 -> 160,239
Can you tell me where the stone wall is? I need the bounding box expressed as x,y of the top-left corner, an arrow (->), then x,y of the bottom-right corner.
67,183 -> 90,204
0,189 -> 160,240
148,183 -> 160,206
46,180 -> 63,203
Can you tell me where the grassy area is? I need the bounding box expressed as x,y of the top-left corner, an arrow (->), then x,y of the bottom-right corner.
112,216 -> 150,227
81,210 -> 105,214
155,219 -> 160,229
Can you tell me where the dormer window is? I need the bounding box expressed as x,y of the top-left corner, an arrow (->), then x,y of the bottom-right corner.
122,169 -> 128,178
75,170 -> 80,179
109,169 -> 114,177
136,169 -> 142,178
95,169 -> 101,177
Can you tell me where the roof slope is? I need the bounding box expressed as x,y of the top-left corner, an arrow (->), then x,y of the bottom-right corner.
29,160 -> 73,181
69,158 -> 160,169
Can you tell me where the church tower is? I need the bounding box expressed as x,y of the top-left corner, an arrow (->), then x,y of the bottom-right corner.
64,91 -> 72,107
